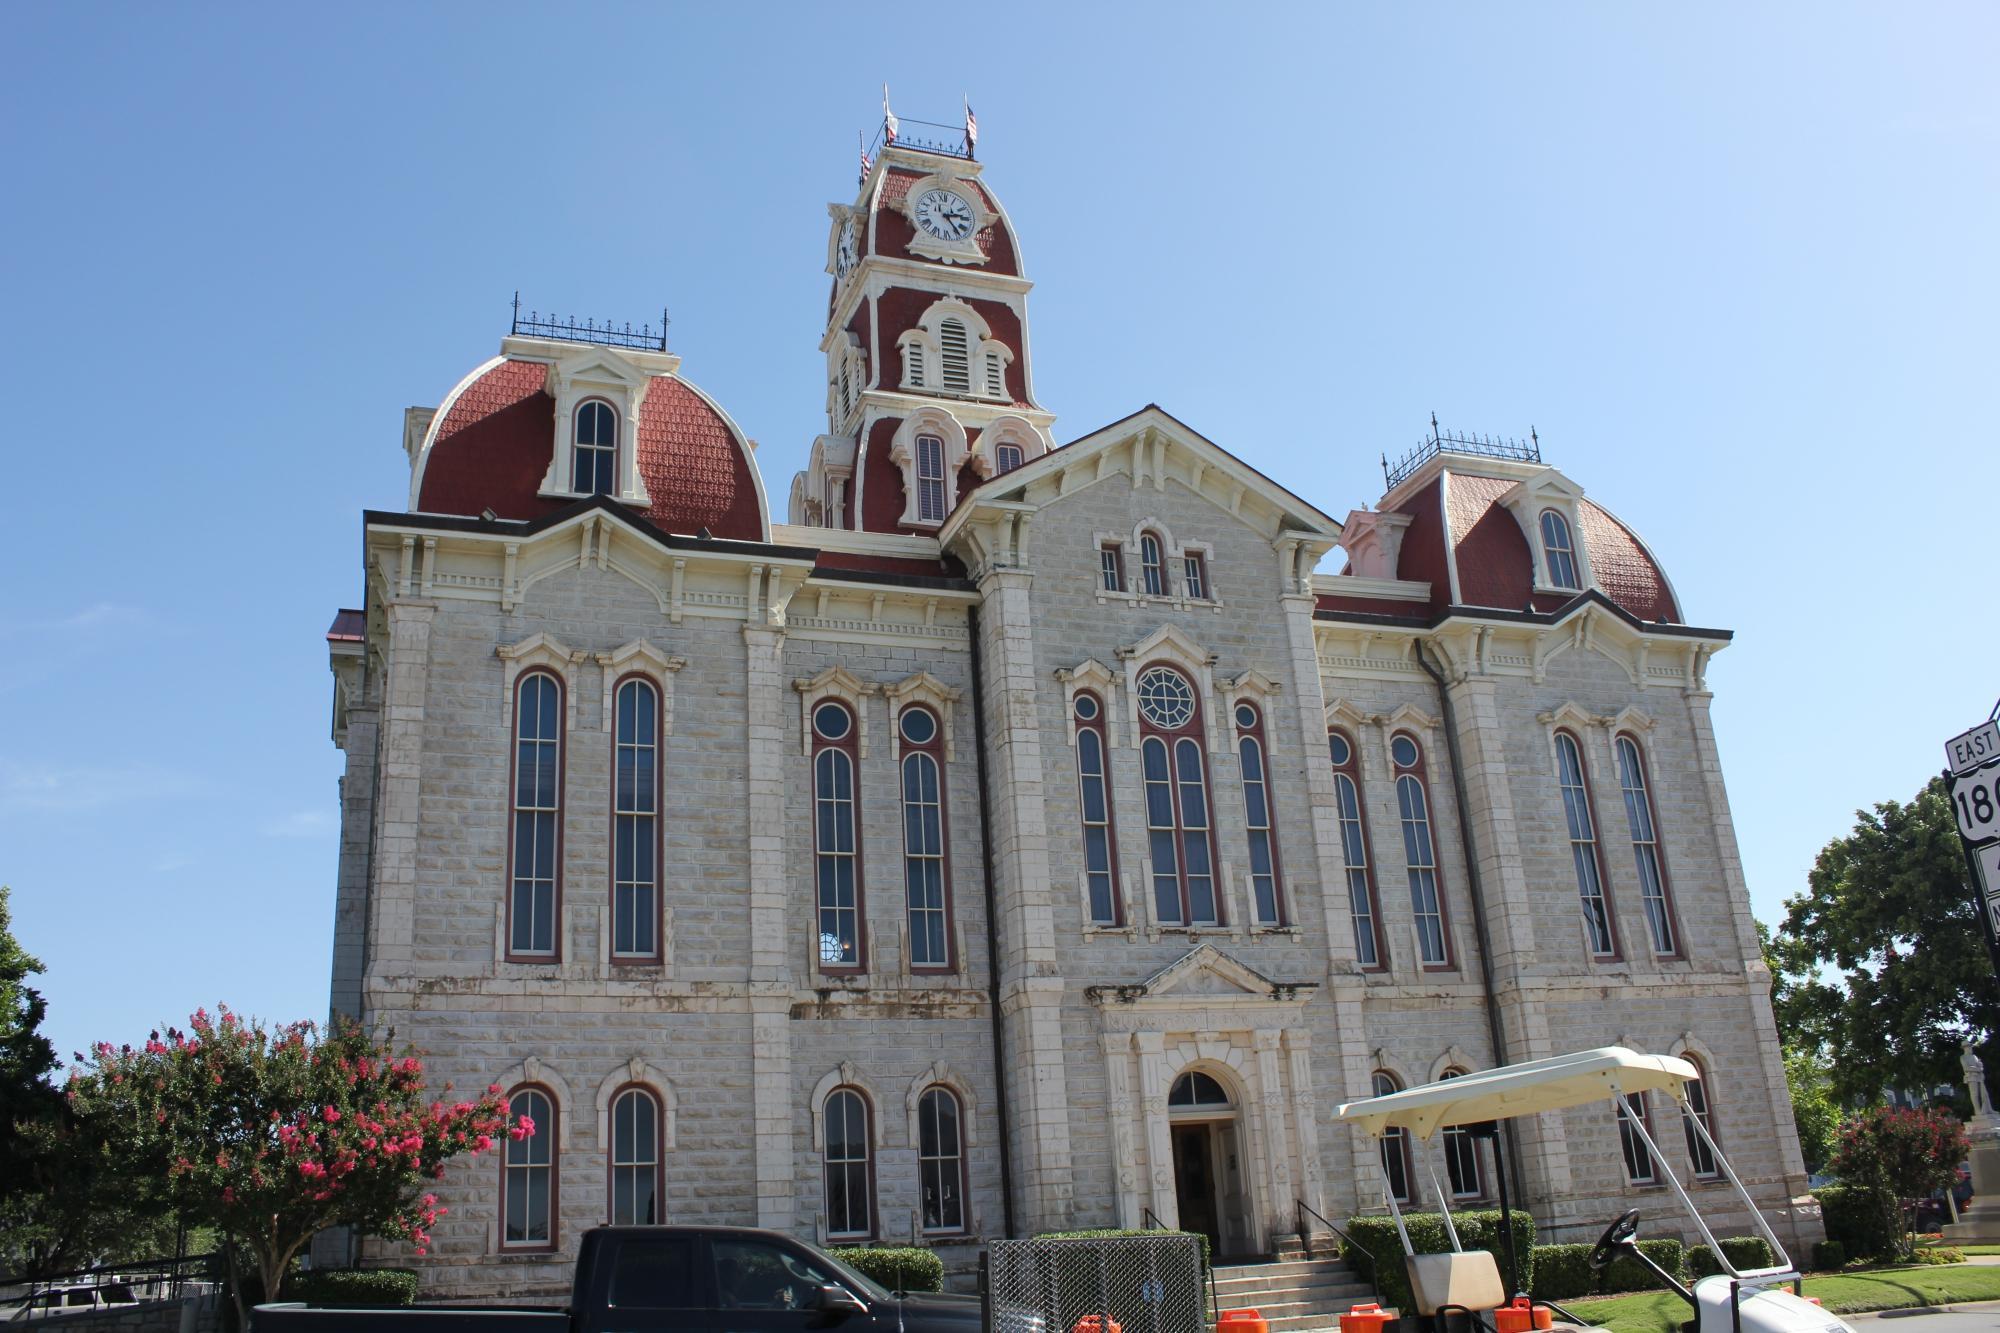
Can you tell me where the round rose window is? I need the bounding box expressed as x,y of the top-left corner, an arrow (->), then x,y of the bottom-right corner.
1136,667 -> 1196,731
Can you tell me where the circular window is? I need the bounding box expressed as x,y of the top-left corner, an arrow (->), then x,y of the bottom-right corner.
899,708 -> 936,746
1073,694 -> 1099,721
1234,703 -> 1258,730
1328,732 -> 1352,767
813,702 -> 852,741
1135,668 -> 1196,731
1391,735 -> 1420,768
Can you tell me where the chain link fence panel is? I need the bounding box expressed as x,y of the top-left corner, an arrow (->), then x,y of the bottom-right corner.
983,1234 -> 1206,1333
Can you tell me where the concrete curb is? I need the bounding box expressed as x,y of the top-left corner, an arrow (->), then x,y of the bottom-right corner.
1843,1296 -> 2000,1319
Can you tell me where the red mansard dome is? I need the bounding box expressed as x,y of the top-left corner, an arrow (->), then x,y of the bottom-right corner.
413,358 -> 767,540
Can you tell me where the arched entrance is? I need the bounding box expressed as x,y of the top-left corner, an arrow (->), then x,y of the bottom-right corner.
1168,1071 -> 1253,1259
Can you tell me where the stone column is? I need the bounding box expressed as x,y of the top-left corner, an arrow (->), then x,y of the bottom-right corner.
751,1001 -> 794,1230
1136,1031 -> 1177,1226
742,624 -> 796,1229
363,599 -> 433,1006
1103,1033 -> 1143,1229
329,661 -> 379,1025
1254,1029 -> 1293,1241
1285,1027 -> 1327,1223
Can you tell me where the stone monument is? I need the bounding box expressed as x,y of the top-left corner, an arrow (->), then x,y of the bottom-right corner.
1942,1039 -> 2000,1242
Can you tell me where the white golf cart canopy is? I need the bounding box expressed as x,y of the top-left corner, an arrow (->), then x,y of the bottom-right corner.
1335,1047 -> 1700,1140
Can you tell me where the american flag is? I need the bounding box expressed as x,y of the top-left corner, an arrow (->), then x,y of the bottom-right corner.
882,85 -> 898,143
964,100 -> 978,153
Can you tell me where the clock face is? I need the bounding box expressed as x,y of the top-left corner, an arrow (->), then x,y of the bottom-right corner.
913,189 -> 977,241
835,220 -> 858,278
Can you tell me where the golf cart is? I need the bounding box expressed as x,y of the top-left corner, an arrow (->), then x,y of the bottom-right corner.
1336,1047 -> 1846,1333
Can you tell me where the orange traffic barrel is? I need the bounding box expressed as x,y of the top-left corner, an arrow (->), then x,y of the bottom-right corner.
1338,1302 -> 1390,1333
1218,1309 -> 1270,1333
1071,1317 -> 1123,1333
1531,1302 -> 1555,1329
1494,1297 -> 1534,1333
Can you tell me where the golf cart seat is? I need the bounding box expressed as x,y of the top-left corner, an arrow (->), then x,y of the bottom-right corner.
1405,1252 -> 1610,1333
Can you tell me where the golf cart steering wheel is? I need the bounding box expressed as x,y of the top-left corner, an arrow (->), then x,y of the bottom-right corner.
1588,1209 -> 1641,1273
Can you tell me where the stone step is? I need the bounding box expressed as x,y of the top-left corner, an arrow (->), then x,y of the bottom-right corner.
1213,1259 -> 1355,1281
1257,1315 -> 1349,1333
1212,1281 -> 1373,1302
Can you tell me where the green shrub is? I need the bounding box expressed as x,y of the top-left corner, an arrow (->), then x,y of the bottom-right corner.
1034,1228 -> 1210,1272
1684,1236 -> 1777,1279
1816,1184 -> 1897,1261
1605,1239 -> 1683,1294
832,1247 -> 944,1294
1024,1231 -> 1207,1330
1914,1246 -> 1964,1266
288,1268 -> 419,1306
1530,1239 -> 1680,1300
1342,1211 -> 1536,1314
1810,1240 -> 1847,1272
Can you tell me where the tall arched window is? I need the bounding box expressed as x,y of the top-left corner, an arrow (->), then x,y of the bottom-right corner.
915,434 -> 947,523
1617,1091 -> 1658,1185
1073,692 -> 1122,926
1680,1058 -> 1720,1178
916,1086 -> 966,1235
822,1088 -> 873,1240
1615,736 -> 1679,957
1391,734 -> 1451,968
1372,1071 -> 1414,1204
573,400 -> 618,497
1139,533 -> 1167,597
1137,666 -> 1218,927
939,318 -> 971,393
812,702 -> 864,971
899,707 -> 953,970
1329,731 -> 1385,970
509,671 -> 563,960
994,442 -> 1024,475
503,1086 -> 557,1248
612,677 -> 660,962
1554,731 -> 1617,960
1540,510 -> 1578,590
1439,1068 -> 1484,1199
1234,702 -> 1285,926
608,1086 -> 661,1225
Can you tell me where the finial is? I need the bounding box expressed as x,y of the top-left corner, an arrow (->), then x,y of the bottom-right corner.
1430,411 -> 1440,442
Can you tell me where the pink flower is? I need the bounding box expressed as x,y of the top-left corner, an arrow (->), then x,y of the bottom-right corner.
323,1107 -> 342,1124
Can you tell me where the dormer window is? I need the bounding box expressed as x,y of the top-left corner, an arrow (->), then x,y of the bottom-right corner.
1540,509 -> 1578,590
899,300 -> 1013,401
994,442 -> 1023,476
1139,532 -> 1167,597
573,401 -> 618,496
915,434 -> 948,523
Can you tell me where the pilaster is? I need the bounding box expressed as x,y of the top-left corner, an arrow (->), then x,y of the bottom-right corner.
1135,1030 -> 1176,1226
329,690 -> 380,1024
751,997 -> 795,1229
363,600 -> 433,995
742,625 -> 791,984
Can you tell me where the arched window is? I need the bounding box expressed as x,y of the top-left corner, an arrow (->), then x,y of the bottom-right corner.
1615,736 -> 1679,957
509,671 -> 563,960
899,707 -> 953,970
822,1088 -> 873,1240
1139,533 -> 1167,597
812,702 -> 864,971
1372,1071 -> 1415,1204
1439,1068 -> 1484,1199
915,434 -> 947,523
1540,510 -> 1578,590
1617,1091 -> 1657,1185
1680,1058 -> 1720,1178
1170,1072 -> 1232,1108
573,401 -> 618,497
1391,734 -> 1451,968
503,1086 -> 557,1248
939,318 -> 971,393
1099,543 -> 1126,593
608,1086 -> 661,1225
1234,703 -> 1285,926
1554,731 -> 1617,960
1073,693 -> 1122,926
1182,552 -> 1208,600
1329,731 -> 1385,969
994,442 -> 1023,475
1137,666 -> 1218,927
612,678 -> 660,962
916,1087 -> 966,1234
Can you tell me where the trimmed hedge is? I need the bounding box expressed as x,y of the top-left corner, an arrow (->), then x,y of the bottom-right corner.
832,1247 -> 944,1294
1343,1211 -> 1536,1314
1816,1184 -> 1897,1261
288,1268 -> 419,1307
1811,1240 -> 1847,1272
1529,1240 -> 1681,1301
1034,1228 -> 1211,1273
1684,1236 -> 1776,1279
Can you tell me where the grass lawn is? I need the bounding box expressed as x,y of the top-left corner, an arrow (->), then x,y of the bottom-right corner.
1562,1264 -> 2000,1333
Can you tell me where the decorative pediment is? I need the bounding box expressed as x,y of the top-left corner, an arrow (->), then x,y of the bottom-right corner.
1324,697 -> 1372,733
499,1055 -> 573,1151
1496,467 -> 1593,593
1339,508 -> 1417,580
883,670 -> 961,760
1116,622 -> 1217,670
1428,1045 -> 1479,1081
794,664 -> 879,756
1536,701 -> 1600,732
1085,944 -> 1316,1010
1608,705 -> 1656,735
1384,702 -> 1438,738
905,1061 -> 980,1149
810,1062 -> 883,1150
597,640 -> 687,734
1057,659 -> 1123,746
1221,669 -> 1283,711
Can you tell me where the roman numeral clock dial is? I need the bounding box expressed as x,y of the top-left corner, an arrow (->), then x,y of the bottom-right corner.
914,188 -> 976,241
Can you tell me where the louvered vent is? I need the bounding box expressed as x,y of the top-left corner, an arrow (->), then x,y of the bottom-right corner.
904,342 -> 925,389
940,319 -> 971,392
984,352 -> 1005,399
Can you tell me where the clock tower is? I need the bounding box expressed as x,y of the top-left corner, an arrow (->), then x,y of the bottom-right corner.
792,123 -> 1055,533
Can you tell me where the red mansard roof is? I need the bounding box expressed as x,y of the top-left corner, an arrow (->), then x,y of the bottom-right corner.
414,359 -> 765,540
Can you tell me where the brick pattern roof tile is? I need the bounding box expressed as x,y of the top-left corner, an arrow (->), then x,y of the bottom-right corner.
1578,500 -> 1678,623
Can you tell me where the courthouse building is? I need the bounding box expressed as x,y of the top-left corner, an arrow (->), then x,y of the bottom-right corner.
323,127 -> 1812,1297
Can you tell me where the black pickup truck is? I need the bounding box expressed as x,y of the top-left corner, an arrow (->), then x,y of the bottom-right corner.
251,1226 -> 1001,1333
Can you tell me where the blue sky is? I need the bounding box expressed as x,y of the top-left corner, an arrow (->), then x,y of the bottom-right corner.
3,4 -> 1995,1064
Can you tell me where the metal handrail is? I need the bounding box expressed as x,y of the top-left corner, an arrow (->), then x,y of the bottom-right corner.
1296,1198 -> 1376,1289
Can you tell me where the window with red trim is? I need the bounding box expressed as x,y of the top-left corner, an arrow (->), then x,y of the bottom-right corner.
812,701 -> 864,971
1615,735 -> 1680,957
1617,1091 -> 1659,1184
1329,730 -> 1386,969
1139,533 -> 1167,597
822,1087 -> 873,1239
899,706 -> 953,970
1390,733 -> 1452,968
916,1086 -> 966,1234
1372,1071 -> 1415,1204
1233,702 -> 1285,926
1680,1057 -> 1720,1178
608,1085 -> 661,1224
1183,552 -> 1208,600
1099,544 -> 1125,593
612,677 -> 661,962
509,671 -> 563,960
1137,666 -> 1218,927
1439,1068 -> 1485,1198
503,1085 -> 557,1248
1540,509 -> 1579,590
1073,692 -> 1122,926
1554,730 -> 1619,960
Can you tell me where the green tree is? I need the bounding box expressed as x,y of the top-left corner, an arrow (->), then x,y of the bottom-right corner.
0,885 -> 60,1186
1784,1050 -> 1840,1176
64,1006 -> 520,1324
1829,1106 -> 1968,1260
1777,778 -> 2000,1104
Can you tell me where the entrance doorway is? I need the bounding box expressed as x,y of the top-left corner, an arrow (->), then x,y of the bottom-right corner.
1168,1072 -> 1253,1259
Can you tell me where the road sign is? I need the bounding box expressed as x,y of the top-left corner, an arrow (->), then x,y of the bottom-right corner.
1949,721 -> 2000,776
1952,766 -> 2000,845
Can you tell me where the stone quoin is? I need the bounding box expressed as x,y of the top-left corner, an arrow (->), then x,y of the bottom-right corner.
321,128 -> 1815,1298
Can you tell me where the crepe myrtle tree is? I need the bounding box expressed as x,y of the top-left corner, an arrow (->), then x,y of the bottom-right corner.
1828,1106 -> 1968,1261
63,1006 -> 528,1323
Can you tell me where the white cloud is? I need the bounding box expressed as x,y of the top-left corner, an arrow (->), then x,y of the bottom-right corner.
0,760 -> 216,815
